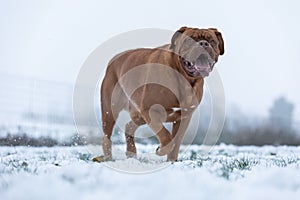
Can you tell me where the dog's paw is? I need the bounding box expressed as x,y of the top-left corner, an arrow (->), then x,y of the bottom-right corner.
156,143 -> 175,156
126,151 -> 137,158
167,157 -> 178,162
92,155 -> 111,163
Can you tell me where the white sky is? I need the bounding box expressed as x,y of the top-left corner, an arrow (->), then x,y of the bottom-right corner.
0,0 -> 300,120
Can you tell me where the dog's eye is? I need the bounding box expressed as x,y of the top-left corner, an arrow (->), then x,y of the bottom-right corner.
210,40 -> 216,46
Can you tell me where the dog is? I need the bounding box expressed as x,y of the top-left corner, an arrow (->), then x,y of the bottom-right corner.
94,26 -> 224,162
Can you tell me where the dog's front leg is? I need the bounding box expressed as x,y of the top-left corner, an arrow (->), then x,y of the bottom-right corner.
141,105 -> 175,156
167,116 -> 192,161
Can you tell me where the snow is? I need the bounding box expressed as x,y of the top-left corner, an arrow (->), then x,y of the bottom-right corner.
0,145 -> 300,200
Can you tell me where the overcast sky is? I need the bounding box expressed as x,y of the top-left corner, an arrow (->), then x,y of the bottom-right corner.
0,0 -> 299,120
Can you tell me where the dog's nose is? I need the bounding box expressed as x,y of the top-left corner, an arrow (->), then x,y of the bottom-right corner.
199,40 -> 210,48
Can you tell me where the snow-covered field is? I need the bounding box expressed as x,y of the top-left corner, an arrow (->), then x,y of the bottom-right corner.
1,144 -> 300,200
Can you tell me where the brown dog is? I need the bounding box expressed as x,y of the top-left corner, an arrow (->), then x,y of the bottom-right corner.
98,26 -> 224,162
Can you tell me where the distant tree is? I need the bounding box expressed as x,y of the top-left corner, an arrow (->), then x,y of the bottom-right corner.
269,96 -> 294,131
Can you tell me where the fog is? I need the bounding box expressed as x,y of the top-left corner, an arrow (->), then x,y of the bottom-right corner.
0,0 -> 299,144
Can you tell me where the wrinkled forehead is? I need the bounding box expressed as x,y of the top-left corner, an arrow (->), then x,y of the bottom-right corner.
183,28 -> 215,41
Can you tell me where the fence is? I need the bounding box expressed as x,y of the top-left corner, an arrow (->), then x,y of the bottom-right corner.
0,72 -> 76,140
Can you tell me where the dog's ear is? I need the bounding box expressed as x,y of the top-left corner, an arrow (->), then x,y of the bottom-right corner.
170,26 -> 188,49
209,28 -> 224,55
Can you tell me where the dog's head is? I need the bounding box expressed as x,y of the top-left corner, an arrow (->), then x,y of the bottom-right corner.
170,26 -> 224,78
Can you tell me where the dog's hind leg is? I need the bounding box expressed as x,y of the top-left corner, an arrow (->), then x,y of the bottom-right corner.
100,73 -> 123,161
101,111 -> 115,160
125,112 -> 146,158
125,121 -> 139,158
93,102 -> 118,163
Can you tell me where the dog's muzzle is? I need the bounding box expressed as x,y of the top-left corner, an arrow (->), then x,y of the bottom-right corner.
182,52 -> 215,77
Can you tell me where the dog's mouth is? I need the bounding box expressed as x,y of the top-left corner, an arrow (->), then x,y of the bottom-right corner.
181,54 -> 215,78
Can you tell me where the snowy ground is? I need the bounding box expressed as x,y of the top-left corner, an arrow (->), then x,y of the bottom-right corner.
0,144 -> 300,200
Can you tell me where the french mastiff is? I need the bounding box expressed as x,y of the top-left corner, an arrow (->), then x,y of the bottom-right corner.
94,26 -> 224,162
